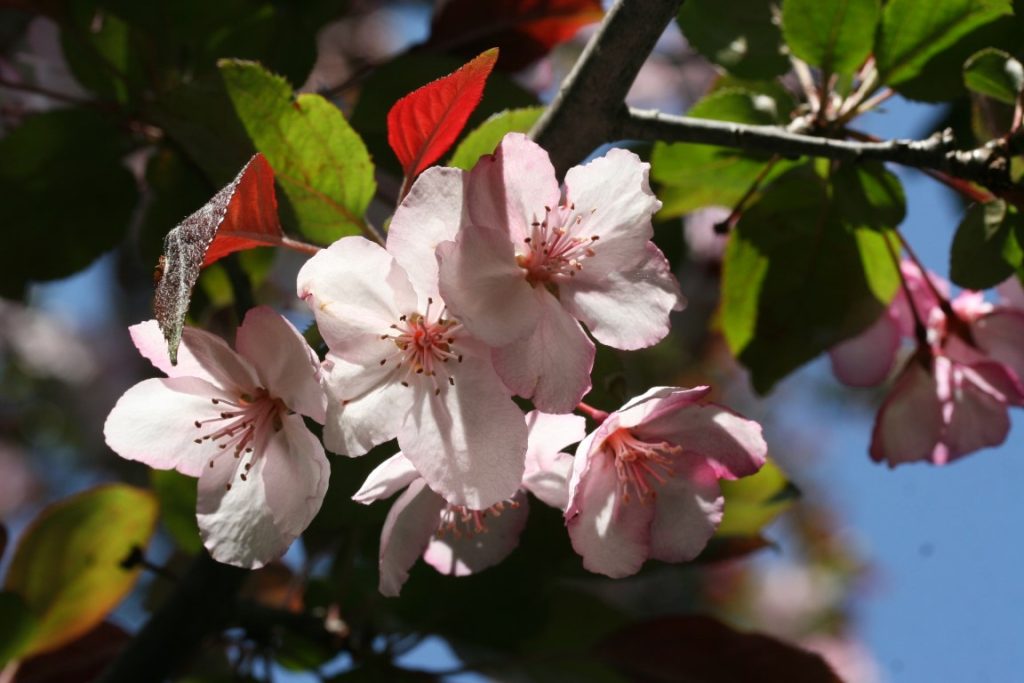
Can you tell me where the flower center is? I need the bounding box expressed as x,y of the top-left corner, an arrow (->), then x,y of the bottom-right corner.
436,499 -> 519,540
604,428 -> 680,504
193,388 -> 284,489
515,202 -> 599,287
379,297 -> 463,394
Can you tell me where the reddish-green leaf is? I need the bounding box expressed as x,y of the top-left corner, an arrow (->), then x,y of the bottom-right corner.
4,485 -> 158,658
154,153 -> 282,363
428,0 -> 604,71
597,616 -> 841,682
387,49 -> 499,184
12,622 -> 129,683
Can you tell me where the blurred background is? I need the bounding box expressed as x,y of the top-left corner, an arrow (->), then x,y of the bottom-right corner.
1,1 -> 1021,681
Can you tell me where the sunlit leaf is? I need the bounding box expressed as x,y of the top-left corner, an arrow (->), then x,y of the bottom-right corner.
677,0 -> 789,80
596,616 -> 842,682
220,60 -> 376,244
388,49 -> 499,184
153,153 -> 282,364
448,106 -> 545,169
964,47 -> 1024,104
717,460 -> 799,536
4,485 -> 158,658
950,200 -> 1024,288
427,0 -> 603,72
781,0 -> 879,76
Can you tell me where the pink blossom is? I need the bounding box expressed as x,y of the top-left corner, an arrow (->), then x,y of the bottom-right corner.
829,260 -> 945,387
436,133 -> 684,413
565,387 -> 767,578
104,307 -> 329,569
353,411 -> 585,596
869,291 -> 1024,466
297,215 -> 528,510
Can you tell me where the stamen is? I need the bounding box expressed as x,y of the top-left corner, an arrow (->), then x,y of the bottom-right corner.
603,428 -> 680,504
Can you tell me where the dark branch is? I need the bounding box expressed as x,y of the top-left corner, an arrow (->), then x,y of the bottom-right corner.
530,0 -> 684,175
619,107 -> 1013,190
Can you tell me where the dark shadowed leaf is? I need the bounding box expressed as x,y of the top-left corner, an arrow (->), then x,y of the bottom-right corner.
875,0 -> 1012,93
695,535 -> 775,563
220,60 -> 376,244
4,485 -> 157,658
150,469 -> 201,555
449,106 -> 545,169
950,200 -> 1024,288
677,0 -> 789,80
596,616 -> 841,682
154,153 -> 282,363
388,49 -> 499,183
721,162 -> 903,393
0,523 -> 6,564
12,621 -> 129,683
426,0 -> 603,72
0,108 -> 137,298
964,48 -> 1024,104
0,591 -> 37,667
782,0 -> 879,76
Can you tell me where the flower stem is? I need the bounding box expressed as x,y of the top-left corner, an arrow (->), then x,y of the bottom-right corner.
576,402 -> 609,423
883,235 -> 928,347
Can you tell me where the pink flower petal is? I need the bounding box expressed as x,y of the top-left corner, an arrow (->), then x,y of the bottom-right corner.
971,309 -> 1024,383
829,311 -> 901,387
869,358 -> 943,466
197,414 -> 327,569
379,479 -> 446,597
130,320 -> 219,384
352,453 -> 420,504
131,321 -> 259,393
634,402 -> 767,480
648,458 -> 724,563
612,385 -> 711,429
942,363 -> 1012,462
562,147 -> 661,278
492,291 -> 594,414
560,242 -> 683,350
104,376 -> 228,477
423,490 -> 530,577
322,375 -> 411,456
465,133 -> 561,243
397,356 -> 527,509
996,276 -> 1024,308
566,448 -> 653,578
386,167 -> 467,306
235,307 -> 326,423
522,411 -> 585,510
436,223 -> 540,347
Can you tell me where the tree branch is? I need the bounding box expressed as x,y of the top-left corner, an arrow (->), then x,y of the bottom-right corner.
619,107 -> 1013,190
530,0 -> 683,175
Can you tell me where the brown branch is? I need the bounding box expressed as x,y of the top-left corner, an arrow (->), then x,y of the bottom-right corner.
529,0 -> 684,176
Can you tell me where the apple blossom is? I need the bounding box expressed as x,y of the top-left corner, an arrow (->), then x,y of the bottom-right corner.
565,387 -> 767,578
353,411 -> 585,596
296,226 -> 528,510
436,133 -> 685,413
104,307 -> 329,569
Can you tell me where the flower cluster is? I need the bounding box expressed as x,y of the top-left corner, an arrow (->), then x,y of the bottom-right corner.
105,134 -> 768,590
830,261 -> 1024,465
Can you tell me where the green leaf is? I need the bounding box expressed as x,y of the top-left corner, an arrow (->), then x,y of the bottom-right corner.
950,200 -> 1024,288
717,460 -> 799,536
652,88 -> 795,218
220,60 -> 376,244
150,470 -> 202,554
4,485 -> 158,657
964,47 -> 1024,104
0,591 -> 37,667
58,2 -> 142,104
722,162 -> 904,393
781,0 -> 879,76
448,106 -> 545,170
0,108 -> 138,298
677,0 -> 789,80
876,0 -> 1012,90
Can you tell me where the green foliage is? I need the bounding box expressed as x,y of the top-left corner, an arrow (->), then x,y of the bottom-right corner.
950,200 -> 1024,288
717,460 -> 799,536
652,88 -> 796,218
220,60 -> 376,244
151,470 -> 202,555
0,108 -> 137,298
4,485 -> 158,659
781,0 -> 879,76
677,0 -> 789,80
449,106 -> 545,170
875,0 -> 1013,100
964,48 -> 1024,103
0,591 -> 37,667
722,162 -> 904,393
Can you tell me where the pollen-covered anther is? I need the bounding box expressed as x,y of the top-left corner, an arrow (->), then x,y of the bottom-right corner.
192,388 -> 284,475
604,428 -> 680,504
436,498 -> 520,540
379,298 -> 463,392
517,204 -> 599,286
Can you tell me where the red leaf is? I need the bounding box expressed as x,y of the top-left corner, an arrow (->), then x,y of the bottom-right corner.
596,616 -> 842,683
387,48 -> 499,183
428,0 -> 604,72
13,622 -> 129,683
154,153 -> 282,363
